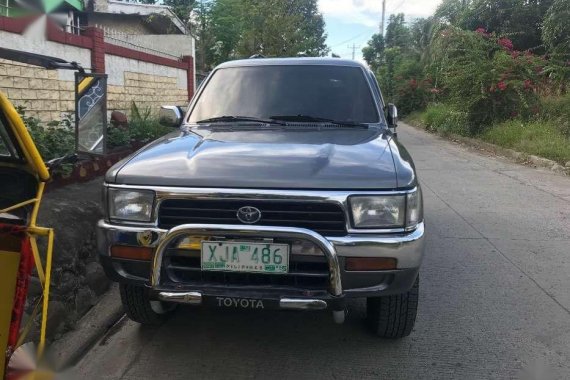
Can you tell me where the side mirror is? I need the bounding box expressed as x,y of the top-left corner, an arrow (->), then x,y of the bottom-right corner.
75,73 -> 108,155
386,103 -> 398,129
159,106 -> 183,128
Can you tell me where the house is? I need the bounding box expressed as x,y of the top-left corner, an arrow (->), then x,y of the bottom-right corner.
0,0 -> 195,122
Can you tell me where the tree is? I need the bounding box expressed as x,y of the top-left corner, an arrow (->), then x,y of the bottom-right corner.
435,0 -> 472,25
164,0 -> 197,24
362,33 -> 385,71
458,0 -> 554,52
410,17 -> 439,59
542,0 -> 570,56
236,0 -> 328,57
209,0 -> 244,66
384,13 -> 411,50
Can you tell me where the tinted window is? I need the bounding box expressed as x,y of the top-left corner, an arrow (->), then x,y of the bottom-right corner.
189,65 -> 379,124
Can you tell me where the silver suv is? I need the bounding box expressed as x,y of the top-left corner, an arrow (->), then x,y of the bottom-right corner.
97,58 -> 425,338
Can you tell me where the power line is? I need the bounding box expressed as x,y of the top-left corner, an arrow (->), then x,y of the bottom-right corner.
331,31 -> 369,48
389,0 -> 406,13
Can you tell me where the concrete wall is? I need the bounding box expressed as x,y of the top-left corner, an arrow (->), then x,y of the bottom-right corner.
107,71 -> 188,114
114,34 -> 194,58
0,58 -> 76,121
0,16 -> 92,83
0,15 -> 194,122
0,17 -> 89,120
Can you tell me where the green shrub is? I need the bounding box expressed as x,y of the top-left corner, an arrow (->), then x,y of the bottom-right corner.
540,94 -> 570,137
17,107 -> 75,161
128,103 -> 171,144
421,103 -> 470,136
107,126 -> 131,149
18,103 -> 171,160
107,103 -> 172,150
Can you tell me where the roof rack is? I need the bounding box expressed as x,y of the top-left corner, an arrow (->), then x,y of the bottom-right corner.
249,54 -> 266,59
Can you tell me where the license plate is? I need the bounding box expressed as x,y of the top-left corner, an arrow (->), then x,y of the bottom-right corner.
201,241 -> 289,274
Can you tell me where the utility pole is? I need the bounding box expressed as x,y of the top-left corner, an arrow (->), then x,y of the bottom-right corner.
348,43 -> 360,60
380,0 -> 386,36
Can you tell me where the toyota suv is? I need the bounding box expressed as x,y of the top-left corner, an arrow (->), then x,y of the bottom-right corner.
97,58 -> 425,338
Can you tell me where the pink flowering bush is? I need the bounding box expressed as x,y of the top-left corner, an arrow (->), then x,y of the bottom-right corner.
426,26 -> 542,133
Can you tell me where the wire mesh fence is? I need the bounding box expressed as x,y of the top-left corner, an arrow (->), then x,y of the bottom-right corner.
100,27 -> 184,61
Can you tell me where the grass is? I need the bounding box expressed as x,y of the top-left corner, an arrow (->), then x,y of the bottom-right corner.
482,119 -> 570,164
412,103 -> 471,136
405,101 -> 570,165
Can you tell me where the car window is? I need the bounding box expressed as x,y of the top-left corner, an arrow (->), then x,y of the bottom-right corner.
0,111 -> 21,161
188,65 -> 380,124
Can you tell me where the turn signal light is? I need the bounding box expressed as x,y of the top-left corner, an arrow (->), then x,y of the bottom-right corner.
110,245 -> 153,261
345,257 -> 397,271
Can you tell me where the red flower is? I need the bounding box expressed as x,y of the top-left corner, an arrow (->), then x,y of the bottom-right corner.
497,81 -> 507,91
498,37 -> 513,51
523,79 -> 533,90
475,27 -> 490,37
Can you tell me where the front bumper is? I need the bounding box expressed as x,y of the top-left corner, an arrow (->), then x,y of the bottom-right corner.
97,221 -> 425,314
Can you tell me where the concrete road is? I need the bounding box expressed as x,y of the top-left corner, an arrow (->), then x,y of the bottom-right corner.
74,123 -> 570,380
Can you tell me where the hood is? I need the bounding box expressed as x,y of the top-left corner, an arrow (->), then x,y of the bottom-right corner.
108,126 -> 400,189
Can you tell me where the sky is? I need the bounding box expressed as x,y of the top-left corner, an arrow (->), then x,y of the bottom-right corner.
319,0 -> 443,61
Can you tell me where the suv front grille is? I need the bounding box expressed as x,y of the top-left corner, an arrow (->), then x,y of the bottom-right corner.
158,199 -> 347,236
164,248 -> 330,290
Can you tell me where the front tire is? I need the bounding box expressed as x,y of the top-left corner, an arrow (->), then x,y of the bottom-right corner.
366,276 -> 419,338
120,284 -> 174,325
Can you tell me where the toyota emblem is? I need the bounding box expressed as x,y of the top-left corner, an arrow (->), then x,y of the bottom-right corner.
236,206 -> 262,224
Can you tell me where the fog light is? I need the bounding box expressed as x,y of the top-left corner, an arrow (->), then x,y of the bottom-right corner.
110,245 -> 153,261
345,257 -> 397,271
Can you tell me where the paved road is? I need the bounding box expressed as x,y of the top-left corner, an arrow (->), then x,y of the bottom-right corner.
74,123 -> 570,380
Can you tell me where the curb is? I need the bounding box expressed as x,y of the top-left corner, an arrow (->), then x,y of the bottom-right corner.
404,121 -> 570,176
50,283 -> 124,369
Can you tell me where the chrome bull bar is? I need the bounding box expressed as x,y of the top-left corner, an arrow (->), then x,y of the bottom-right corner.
150,224 -> 343,297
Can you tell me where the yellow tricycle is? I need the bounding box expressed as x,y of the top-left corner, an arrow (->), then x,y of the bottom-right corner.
0,47 -> 109,380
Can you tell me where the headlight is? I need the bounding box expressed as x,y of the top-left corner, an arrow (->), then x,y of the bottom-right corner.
108,189 -> 155,222
350,187 -> 423,230
350,195 -> 406,228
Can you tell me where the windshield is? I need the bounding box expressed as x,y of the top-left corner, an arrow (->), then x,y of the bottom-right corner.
188,65 -> 380,124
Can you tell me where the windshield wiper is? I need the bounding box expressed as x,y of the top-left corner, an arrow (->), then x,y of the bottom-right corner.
196,115 -> 286,125
269,115 -> 368,127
